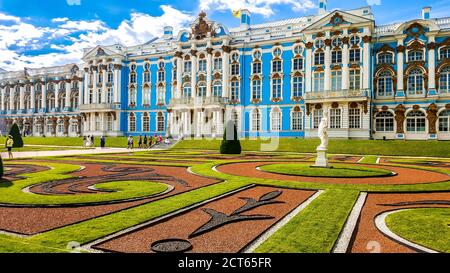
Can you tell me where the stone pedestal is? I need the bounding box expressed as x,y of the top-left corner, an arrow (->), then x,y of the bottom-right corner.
313,148 -> 329,168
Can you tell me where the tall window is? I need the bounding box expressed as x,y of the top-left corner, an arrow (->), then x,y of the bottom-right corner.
184,61 -> 191,73
144,71 -> 150,83
313,72 -> 325,92
157,112 -> 165,132
106,113 -> 113,131
313,109 -> 323,129
231,63 -> 240,76
407,68 -> 424,95
251,109 -> 261,132
349,108 -> 361,129
89,89 -> 94,104
330,109 -> 342,129
349,49 -> 361,62
408,50 -> 423,62
231,81 -> 239,101
142,113 -> 150,131
439,66 -> 450,93
292,76 -> 303,97
129,88 -> 136,105
349,69 -> 361,90
439,110 -> 450,132
331,49 -> 342,64
378,71 -> 393,96
406,110 -> 426,132
157,86 -> 165,105
198,59 -> 207,72
253,62 -> 262,74
158,70 -> 165,82
130,73 -> 137,84
293,57 -> 303,71
272,59 -> 282,73
291,108 -> 303,131
129,113 -> 136,132
213,81 -> 222,97
213,58 -> 222,70
375,111 -> 394,132
271,108 -> 281,131
183,84 -> 191,98
107,88 -> 113,104
108,71 -> 114,83
252,79 -> 262,100
331,70 -> 342,91
314,52 -> 325,65
142,86 -> 150,105
197,82 -> 207,97
272,78 -> 282,99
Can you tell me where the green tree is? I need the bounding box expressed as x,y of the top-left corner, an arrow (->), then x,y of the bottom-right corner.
9,123 -> 24,148
220,121 -> 241,154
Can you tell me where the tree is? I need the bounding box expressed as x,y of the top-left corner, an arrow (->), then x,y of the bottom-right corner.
0,156 -> 3,179
9,123 -> 24,148
220,121 -> 241,154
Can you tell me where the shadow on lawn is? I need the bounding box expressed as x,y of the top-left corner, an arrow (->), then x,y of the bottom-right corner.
0,179 -> 13,188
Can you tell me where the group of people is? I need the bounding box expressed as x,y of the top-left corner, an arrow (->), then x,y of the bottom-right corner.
83,135 -> 106,148
127,135 -> 169,149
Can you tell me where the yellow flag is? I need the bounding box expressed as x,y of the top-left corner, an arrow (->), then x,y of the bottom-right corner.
232,9 -> 241,19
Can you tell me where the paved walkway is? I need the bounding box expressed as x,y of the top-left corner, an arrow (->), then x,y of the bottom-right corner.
1,147 -> 140,159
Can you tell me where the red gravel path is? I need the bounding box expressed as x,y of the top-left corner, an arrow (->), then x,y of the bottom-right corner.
350,192 -> 450,253
93,186 -> 315,253
217,162 -> 450,185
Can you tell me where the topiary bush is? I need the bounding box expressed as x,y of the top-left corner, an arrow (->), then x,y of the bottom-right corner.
220,121 -> 241,154
9,123 -> 24,148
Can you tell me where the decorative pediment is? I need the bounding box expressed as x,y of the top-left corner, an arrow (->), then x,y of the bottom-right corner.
82,45 -> 124,60
190,11 -> 217,40
303,10 -> 373,32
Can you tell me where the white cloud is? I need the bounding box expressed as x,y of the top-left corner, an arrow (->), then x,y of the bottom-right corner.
199,0 -> 316,17
51,17 -> 69,23
367,0 -> 381,6
66,0 -> 81,6
0,12 -> 21,23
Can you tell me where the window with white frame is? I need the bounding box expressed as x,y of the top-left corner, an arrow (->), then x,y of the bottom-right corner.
292,76 -> 303,97
408,50 -> 423,62
157,112 -> 165,132
375,111 -> 394,132
129,88 -> 136,105
349,69 -> 361,90
183,84 -> 191,98
406,110 -> 426,132
251,109 -> 261,132
106,113 -> 113,131
71,122 -> 78,133
349,48 -> 361,62
213,81 -> 222,97
157,86 -> 165,104
108,71 -> 114,83
349,108 -> 361,129
291,108 -> 303,131
129,113 -> 136,132
293,57 -> 303,71
378,70 -> 393,96
407,68 -> 424,95
144,71 -> 150,83
130,73 -> 137,84
142,86 -> 150,105
252,79 -> 262,100
231,81 -> 239,101
89,89 -> 94,104
57,120 -> 64,133
106,88 -> 113,103
142,113 -> 150,131
97,89 -> 102,104
378,53 -> 393,64
330,108 -> 342,129
272,59 -> 282,73
313,72 -> 325,92
272,78 -> 282,99
198,59 -> 207,72
350,35 -> 360,46
271,108 -> 281,131
184,61 -> 191,73
439,110 -> 450,132
158,70 -> 165,82
331,70 -> 342,91
231,63 -> 240,75
331,49 -> 342,64
95,115 -> 101,131
213,58 -> 222,70
439,66 -> 450,93
440,48 -> 450,60
314,52 -> 325,65
197,82 -> 206,97
98,72 -> 103,84
313,109 -> 323,129
253,62 -> 262,74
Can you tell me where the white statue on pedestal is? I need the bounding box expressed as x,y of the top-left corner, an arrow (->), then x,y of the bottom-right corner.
314,111 -> 330,168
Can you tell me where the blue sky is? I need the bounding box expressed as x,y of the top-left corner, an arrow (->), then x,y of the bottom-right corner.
0,0 -> 449,71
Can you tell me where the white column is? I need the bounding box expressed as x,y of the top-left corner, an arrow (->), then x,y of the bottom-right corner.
65,80 -> 71,108
9,86 -> 14,110
30,84 -> 35,110
342,40 -> 350,90
102,67 -> 107,103
305,44 -> 313,93
206,45 -> 213,98
19,84 -> 25,110
191,49 -> 197,99
222,45 -> 230,98
217,109 -> 224,135
114,66 -> 122,103
397,38 -> 405,92
176,54 -> 182,99
427,35 -> 436,92
324,41 -> 331,91
84,70 -> 89,104
54,82 -> 59,109
1,87 -> 5,111
362,34 -> 371,90
92,67 -> 98,103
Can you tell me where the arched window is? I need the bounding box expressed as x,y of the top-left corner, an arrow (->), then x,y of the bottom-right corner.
35,94 -> 42,109
213,56 -> 222,71
129,87 -> 136,105
406,110 -> 426,132
291,107 -> 303,131
142,85 -> 150,105
439,66 -> 450,93
129,113 -> 136,132
71,92 -> 79,108
58,93 -> 65,109
47,93 -> 55,109
213,81 -> 222,97
182,83 -> 191,98
157,85 -> 165,105
407,68 -> 424,95
198,58 -> 207,72
378,71 -> 393,96
408,50 -> 423,62
184,60 -> 192,73
230,80 -> 239,101
24,95 -> 31,110
157,112 -> 165,132
197,82 -> 206,97
271,77 -> 282,99
251,109 -> 261,132
440,47 -> 450,60
106,113 -> 113,131
375,111 -> 394,132
142,113 -> 150,131
271,108 -> 282,131
439,110 -> 450,132
252,78 -> 262,101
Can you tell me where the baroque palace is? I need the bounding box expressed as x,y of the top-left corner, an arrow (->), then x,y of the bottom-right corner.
1,0 -> 450,140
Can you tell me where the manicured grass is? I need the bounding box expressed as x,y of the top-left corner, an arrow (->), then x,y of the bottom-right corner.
174,138 -> 450,157
260,163 -> 392,177
0,161 -> 170,205
0,136 -> 129,148
1,146 -> 87,152
358,155 -> 379,164
386,208 -> 450,253
255,189 -> 360,253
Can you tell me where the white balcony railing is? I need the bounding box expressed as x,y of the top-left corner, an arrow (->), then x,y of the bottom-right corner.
79,103 -> 120,111
304,89 -> 369,100
169,96 -> 229,107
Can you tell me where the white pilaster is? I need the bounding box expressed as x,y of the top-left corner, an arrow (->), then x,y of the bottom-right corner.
191,47 -> 197,99
222,40 -> 230,98
65,80 -> 71,108
1,87 -> 5,111
176,52 -> 182,99
363,32 -> 371,90
305,43 -> 313,93
342,37 -> 350,90
397,37 -> 405,92
427,34 -> 436,92
324,39 -> 331,91
19,84 -> 25,110
206,43 -> 213,98
30,85 -> 35,110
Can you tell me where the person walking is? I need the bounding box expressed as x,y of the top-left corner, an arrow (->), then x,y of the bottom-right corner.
138,135 -> 143,148
83,136 -> 87,148
127,136 -> 133,149
5,135 -> 14,159
90,135 -> 95,147
143,135 -> 148,149
100,136 -> 106,149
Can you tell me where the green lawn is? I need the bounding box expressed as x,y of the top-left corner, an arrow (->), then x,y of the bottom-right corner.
0,136 -> 129,148
260,163 -> 392,177
174,138 -> 450,157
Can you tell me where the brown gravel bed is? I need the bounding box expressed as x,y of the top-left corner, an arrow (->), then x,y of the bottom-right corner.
93,186 -> 315,253
350,192 -> 450,253
217,162 -> 450,185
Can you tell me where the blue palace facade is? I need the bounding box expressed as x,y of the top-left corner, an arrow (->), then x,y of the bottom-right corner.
1,0 -> 450,140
